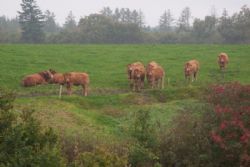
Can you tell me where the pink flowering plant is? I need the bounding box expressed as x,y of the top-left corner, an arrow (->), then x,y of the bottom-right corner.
207,82 -> 250,166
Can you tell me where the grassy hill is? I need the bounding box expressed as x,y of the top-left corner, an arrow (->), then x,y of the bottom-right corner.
1,44 -> 249,163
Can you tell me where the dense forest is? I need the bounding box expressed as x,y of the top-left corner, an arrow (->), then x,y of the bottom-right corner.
0,0 -> 250,43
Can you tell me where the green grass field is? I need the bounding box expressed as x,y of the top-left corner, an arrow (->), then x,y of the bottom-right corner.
1,44 -> 249,144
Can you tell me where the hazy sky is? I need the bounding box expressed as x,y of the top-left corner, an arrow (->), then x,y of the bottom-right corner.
0,0 -> 249,26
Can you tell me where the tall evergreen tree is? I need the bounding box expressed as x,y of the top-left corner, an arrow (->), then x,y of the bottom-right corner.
18,0 -> 45,43
177,7 -> 191,32
63,11 -> 77,32
138,10 -> 145,28
100,7 -> 113,18
43,10 -> 59,34
159,9 -> 174,31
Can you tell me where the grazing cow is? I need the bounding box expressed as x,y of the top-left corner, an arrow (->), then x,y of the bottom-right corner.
184,59 -> 200,82
127,62 -> 145,91
146,61 -> 165,89
218,53 -> 229,70
63,72 -> 89,96
21,70 -> 54,87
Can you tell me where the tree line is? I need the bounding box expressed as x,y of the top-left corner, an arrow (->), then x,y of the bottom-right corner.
0,0 -> 250,44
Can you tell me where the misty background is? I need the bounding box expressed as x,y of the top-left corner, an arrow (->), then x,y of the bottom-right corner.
0,0 -> 250,43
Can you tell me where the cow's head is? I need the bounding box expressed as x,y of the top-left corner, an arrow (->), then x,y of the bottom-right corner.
127,64 -> 133,79
147,71 -> 154,82
39,70 -> 54,81
218,55 -> 227,65
184,63 -> 192,76
49,69 -> 57,75
133,69 -> 141,80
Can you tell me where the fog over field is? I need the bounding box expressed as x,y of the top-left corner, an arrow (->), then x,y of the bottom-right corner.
1,0 -> 249,26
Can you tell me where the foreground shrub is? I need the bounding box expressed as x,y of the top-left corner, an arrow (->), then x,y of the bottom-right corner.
158,83 -> 250,167
158,110 -> 214,167
207,83 -> 250,166
0,88 -> 64,166
129,110 -> 159,167
75,146 -> 128,167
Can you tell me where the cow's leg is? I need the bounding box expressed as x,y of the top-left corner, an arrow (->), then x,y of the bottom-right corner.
136,80 -> 140,92
66,83 -> 72,95
141,75 -> 145,89
82,84 -> 88,96
161,77 -> 164,89
132,80 -> 136,91
185,75 -> 188,82
152,79 -> 155,89
129,79 -> 133,90
194,72 -> 197,81
156,79 -> 160,89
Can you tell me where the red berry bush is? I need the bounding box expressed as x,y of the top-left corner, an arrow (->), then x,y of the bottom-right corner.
207,83 -> 250,166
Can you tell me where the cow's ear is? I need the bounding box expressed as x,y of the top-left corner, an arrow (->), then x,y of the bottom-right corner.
39,71 -> 48,79
49,69 -> 56,74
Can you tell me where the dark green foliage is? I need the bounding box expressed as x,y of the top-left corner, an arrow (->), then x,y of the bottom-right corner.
0,16 -> 21,43
75,147 -> 128,167
78,14 -> 143,43
129,110 -> 159,166
157,83 -> 250,167
18,0 -> 45,43
159,9 -> 174,32
43,10 -> 60,35
2,5 -> 250,43
158,110 -> 214,167
0,88 -> 64,166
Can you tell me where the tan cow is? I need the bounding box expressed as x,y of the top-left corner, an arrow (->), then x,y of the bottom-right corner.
146,61 -> 165,89
218,53 -> 229,70
63,72 -> 89,96
49,69 -> 65,98
184,59 -> 200,82
127,62 -> 145,91
21,70 -> 54,87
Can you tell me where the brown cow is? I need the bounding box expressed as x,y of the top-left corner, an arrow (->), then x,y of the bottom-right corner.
146,61 -> 165,89
218,53 -> 229,70
49,69 -> 65,98
184,59 -> 200,82
63,72 -> 89,96
21,70 -> 54,87
131,68 -> 145,92
127,62 -> 145,91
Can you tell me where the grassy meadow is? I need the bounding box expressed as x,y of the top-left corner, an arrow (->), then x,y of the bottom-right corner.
0,44 -> 249,146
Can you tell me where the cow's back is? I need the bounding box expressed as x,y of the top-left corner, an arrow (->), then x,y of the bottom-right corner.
188,60 -> 200,72
22,74 -> 44,87
52,73 -> 65,84
64,72 -> 89,85
153,66 -> 165,79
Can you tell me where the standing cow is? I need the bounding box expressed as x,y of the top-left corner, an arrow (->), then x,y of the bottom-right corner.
184,59 -> 200,82
49,69 -> 65,98
146,61 -> 165,89
21,70 -> 54,87
63,72 -> 89,96
218,53 -> 229,70
127,62 -> 145,91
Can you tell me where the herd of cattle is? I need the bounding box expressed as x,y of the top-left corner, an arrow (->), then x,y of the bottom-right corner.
21,52 -> 229,96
